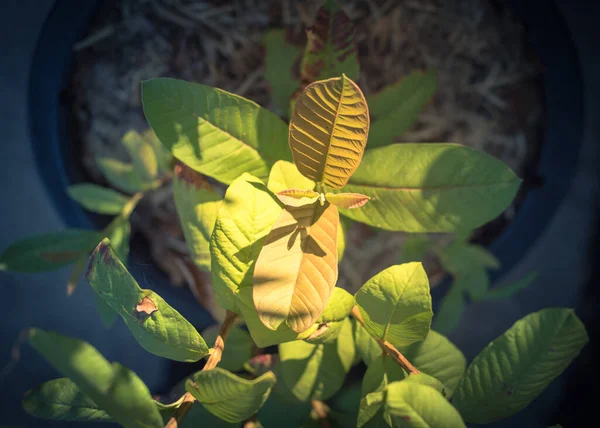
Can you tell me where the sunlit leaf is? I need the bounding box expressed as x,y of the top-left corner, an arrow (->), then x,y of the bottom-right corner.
267,160 -> 316,194
325,192 -> 370,209
67,184 -> 130,215
186,368 -> 276,423
210,173 -> 282,312
122,130 -> 160,182
279,318 -> 354,401
438,241 -> 500,275
263,29 -> 300,116
356,263 -> 432,347
366,70 -> 437,148
173,163 -> 222,271
289,75 -> 369,189
201,325 -> 253,372
276,189 -> 320,207
402,373 -> 446,395
142,78 -> 291,184
337,143 -> 521,232
304,288 -> 354,344
337,215 -> 347,262
86,239 -> 209,362
141,128 -> 173,171
0,230 -> 102,273
253,201 -> 339,333
453,308 -> 588,424
28,329 -> 163,428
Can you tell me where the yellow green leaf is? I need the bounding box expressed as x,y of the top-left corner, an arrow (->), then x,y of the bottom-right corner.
267,160 -> 316,194
289,75 -> 369,189
122,130 -> 159,182
253,201 -> 339,333
325,192 -> 370,209
276,189 -> 320,207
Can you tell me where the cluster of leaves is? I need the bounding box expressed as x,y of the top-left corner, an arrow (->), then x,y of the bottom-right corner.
1,1 -> 589,427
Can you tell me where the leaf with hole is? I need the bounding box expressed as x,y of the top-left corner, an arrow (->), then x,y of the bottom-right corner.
28,329 -> 163,428
142,78 -> 291,184
337,143 -> 521,232
289,75 -> 369,189
253,200 -> 339,333
186,368 -> 276,423
356,263 -> 432,347
452,308 -> 588,424
86,239 -> 209,362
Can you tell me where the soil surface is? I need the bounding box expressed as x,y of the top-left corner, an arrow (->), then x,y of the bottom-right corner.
66,0 -> 544,316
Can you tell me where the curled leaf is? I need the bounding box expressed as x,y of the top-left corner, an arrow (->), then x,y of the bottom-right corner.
276,189 -> 320,207
325,192 -> 370,209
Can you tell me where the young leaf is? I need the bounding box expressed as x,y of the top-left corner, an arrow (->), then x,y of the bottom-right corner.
253,201 -> 339,333
325,192 -> 370,209
452,308 -> 588,424
431,284 -> 465,335
276,189 -> 320,207
366,70 -> 437,148
86,239 -> 209,362
361,354 -> 407,396
385,382 -> 466,427
201,325 -> 253,372
267,160 -> 316,194
355,263 -> 432,347
23,378 -> 112,422
67,184 -> 130,215
28,329 -> 163,428
210,173 -> 282,312
122,130 -> 160,182
353,319 -> 382,366
0,230 -> 102,273
289,75 -> 369,189
186,368 -> 276,423
142,78 -> 291,184
338,143 -> 521,232
399,331 -> 466,398
173,163 -> 222,272
263,29 -> 301,116
96,157 -> 150,194
279,318 -> 354,401
296,1 -> 359,92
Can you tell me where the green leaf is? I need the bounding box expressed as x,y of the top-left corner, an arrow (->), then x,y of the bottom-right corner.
141,128 -> 173,172
438,241 -> 500,275
267,160 -> 316,194
398,235 -> 431,264
263,30 -> 300,116
357,391 -> 389,428
201,325 -> 253,372
95,293 -> 118,329
0,230 -> 102,273
337,143 -> 521,232
23,378 -> 112,422
399,331 -> 466,398
366,70 -> 437,148
385,382 -> 466,427
122,130 -> 160,182
353,318 -> 382,366
356,263 -> 432,347
327,383 -> 362,428
431,284 -> 465,335
478,272 -> 538,301
96,157 -> 150,194
210,173 -> 282,312
304,289 -> 355,344
362,354 -> 406,396
180,402 -> 237,428
402,373 -> 446,395
173,164 -> 222,271
105,215 -> 131,263
186,368 -> 276,423
142,78 -> 291,184
67,184 -> 130,215
453,308 -> 589,424
86,239 -> 209,362
279,318 -> 354,401
28,329 -> 163,428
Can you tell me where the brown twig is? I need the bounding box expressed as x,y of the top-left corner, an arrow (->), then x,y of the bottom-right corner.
165,310 -> 238,428
350,306 -> 420,375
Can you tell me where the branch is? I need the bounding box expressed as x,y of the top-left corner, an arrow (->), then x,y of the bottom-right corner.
165,310 -> 238,428
350,306 -> 420,375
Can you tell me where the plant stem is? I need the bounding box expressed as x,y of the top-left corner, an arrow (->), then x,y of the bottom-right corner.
350,306 -> 420,375
165,310 -> 238,428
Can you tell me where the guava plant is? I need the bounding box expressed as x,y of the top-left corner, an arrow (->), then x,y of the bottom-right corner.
0,2 -> 588,428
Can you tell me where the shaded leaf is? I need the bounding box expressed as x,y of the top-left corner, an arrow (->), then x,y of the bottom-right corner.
86,239 -> 209,362
304,288 -> 354,344
180,402 -> 237,428
353,318 -> 382,366
66,256 -> 87,296
67,184 -> 130,215
478,272 -> 538,301
366,70 -> 437,148
327,383 -> 362,428
438,241 -> 500,275
96,157 -> 150,194
253,201 -> 339,333
28,329 -> 163,428
289,75 -> 369,189
398,235 -> 431,264
201,325 -> 253,372
338,143 -> 521,232
173,163 -> 222,271
357,391 -> 389,428
141,128 -> 173,171
362,354 -> 406,396
325,192 -> 370,209
356,263 -> 432,347
431,284 -> 465,335
267,160 -> 316,194
279,318 -> 354,401
142,78 -> 291,184
244,354 -> 278,377
105,215 -> 131,263
453,308 -> 588,424
402,373 -> 446,395
0,230 -> 102,273
95,291 -> 118,329
263,29 -> 301,116
210,173 -> 282,312
122,130 -> 160,182
276,189 -> 320,207
186,368 -> 276,423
